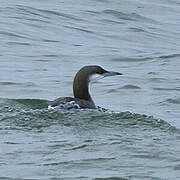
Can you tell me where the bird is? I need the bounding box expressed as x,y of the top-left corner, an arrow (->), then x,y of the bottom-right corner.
48,65 -> 122,110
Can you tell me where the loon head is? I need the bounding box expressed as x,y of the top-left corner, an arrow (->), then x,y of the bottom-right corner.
73,65 -> 122,103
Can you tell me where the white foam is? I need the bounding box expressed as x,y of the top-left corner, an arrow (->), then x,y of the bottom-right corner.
48,105 -> 55,110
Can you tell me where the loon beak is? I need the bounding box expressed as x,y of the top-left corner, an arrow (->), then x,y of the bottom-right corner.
103,71 -> 123,77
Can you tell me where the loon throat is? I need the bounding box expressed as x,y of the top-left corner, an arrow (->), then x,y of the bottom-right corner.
49,65 -> 123,110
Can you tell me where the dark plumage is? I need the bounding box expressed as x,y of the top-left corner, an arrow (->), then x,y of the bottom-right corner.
48,65 -> 122,110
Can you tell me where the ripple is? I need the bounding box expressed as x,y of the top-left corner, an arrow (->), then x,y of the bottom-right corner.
44,157 -> 116,166
67,144 -> 88,150
0,31 -> 27,39
102,10 -> 157,23
166,98 -> 180,104
120,85 -> 141,89
149,78 -> 167,82
101,18 -> 124,25
128,27 -> 147,33
111,56 -> 152,62
103,10 -> 134,21
38,9 -> 83,21
159,53 -> 180,59
16,5 -> 50,19
112,53 -> 180,62
153,87 -> 180,91
64,25 -> 95,34
7,42 -> 31,46
94,177 -> 129,180
147,72 -> 159,75
0,82 -> 22,86
174,164 -> 180,170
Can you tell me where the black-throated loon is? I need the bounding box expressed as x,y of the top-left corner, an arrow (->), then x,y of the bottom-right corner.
48,65 -> 122,110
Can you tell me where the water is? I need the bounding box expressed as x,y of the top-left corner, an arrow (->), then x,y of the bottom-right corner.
0,0 -> 180,179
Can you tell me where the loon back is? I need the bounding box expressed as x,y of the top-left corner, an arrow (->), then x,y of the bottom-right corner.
48,97 -> 96,110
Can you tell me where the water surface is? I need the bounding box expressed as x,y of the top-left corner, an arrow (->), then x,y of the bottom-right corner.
0,0 -> 180,179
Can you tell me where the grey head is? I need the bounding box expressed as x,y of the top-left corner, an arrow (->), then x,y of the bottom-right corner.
73,65 -> 122,107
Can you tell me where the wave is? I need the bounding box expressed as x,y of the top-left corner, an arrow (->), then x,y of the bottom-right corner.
0,98 -> 178,133
15,5 -> 82,21
111,53 -> 180,62
163,98 -> 180,105
153,87 -> 180,92
102,10 -> 157,24
119,85 -> 141,89
94,177 -> 129,180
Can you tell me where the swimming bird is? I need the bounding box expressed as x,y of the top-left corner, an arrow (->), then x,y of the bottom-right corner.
48,65 -> 122,110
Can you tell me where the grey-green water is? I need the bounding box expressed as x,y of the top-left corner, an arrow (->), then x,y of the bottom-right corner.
1,0 -> 180,179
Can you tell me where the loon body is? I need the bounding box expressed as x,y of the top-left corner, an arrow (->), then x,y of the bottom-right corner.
48,65 -> 122,110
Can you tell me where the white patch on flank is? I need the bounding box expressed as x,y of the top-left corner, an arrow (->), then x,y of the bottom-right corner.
69,101 -> 80,109
48,101 -> 80,110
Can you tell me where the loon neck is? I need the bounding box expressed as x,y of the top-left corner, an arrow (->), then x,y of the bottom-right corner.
73,74 -> 93,102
